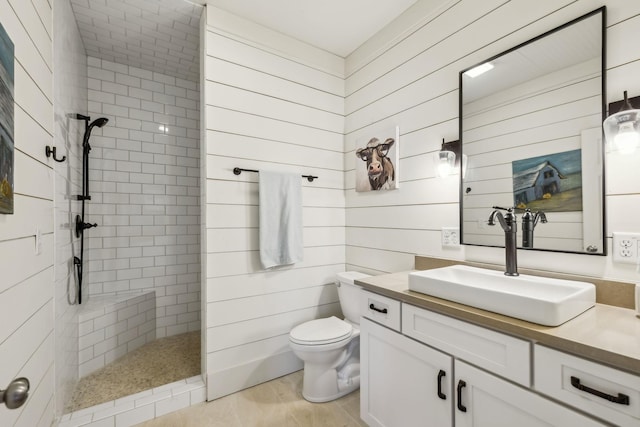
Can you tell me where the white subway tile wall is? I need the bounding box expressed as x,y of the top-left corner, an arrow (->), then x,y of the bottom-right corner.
86,57 -> 200,339
78,292 -> 156,377
53,0 -> 89,418
68,0 -> 202,82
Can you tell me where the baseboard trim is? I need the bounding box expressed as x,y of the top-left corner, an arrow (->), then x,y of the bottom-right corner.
207,350 -> 303,401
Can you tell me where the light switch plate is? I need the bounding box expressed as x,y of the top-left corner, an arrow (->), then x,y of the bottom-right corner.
35,227 -> 42,255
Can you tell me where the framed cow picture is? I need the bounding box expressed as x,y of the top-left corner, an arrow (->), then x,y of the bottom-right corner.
355,125 -> 399,192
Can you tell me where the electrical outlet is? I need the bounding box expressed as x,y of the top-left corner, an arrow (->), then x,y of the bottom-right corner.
442,227 -> 460,247
612,232 -> 640,264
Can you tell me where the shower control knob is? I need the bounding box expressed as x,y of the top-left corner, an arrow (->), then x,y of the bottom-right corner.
75,215 -> 98,238
0,377 -> 30,409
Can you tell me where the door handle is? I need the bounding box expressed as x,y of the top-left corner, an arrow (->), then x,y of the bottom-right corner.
0,377 -> 30,409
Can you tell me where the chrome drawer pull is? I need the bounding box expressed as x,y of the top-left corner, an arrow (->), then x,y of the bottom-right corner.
369,303 -> 388,314
570,376 -> 630,405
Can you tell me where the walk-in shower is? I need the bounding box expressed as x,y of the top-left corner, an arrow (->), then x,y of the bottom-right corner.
73,114 -> 108,304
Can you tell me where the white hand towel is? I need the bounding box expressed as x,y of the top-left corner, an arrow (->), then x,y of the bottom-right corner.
259,170 -> 303,269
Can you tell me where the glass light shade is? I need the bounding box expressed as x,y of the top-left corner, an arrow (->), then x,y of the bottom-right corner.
436,150 -> 456,177
604,113 -> 640,154
603,92 -> 640,154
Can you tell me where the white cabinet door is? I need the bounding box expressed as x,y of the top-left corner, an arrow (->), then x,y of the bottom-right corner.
360,317 -> 452,427
455,361 -> 606,427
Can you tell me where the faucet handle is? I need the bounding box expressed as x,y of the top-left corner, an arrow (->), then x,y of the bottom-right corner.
538,211 -> 548,223
492,206 -> 513,212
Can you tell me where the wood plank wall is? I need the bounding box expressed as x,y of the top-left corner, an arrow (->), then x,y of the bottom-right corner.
0,0 -> 55,425
202,6 -> 347,400
344,0 -> 640,283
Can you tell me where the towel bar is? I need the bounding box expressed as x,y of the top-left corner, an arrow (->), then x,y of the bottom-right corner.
233,167 -> 318,182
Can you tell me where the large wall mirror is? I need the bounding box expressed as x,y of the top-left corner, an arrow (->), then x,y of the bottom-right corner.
459,7 -> 606,255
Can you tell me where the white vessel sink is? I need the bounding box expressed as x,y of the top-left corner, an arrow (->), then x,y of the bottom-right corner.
408,265 -> 595,326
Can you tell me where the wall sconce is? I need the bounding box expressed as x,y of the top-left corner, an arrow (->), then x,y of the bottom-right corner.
435,139 -> 466,177
603,91 -> 640,154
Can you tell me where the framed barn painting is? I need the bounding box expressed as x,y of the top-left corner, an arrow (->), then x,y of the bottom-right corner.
0,22 -> 14,214
512,149 -> 582,212
355,126 -> 399,192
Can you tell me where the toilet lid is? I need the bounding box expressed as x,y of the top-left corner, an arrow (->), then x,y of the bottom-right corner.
290,316 -> 353,345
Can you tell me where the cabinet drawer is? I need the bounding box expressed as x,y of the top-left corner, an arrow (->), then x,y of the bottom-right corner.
535,345 -> 640,427
402,304 -> 530,386
361,290 -> 401,332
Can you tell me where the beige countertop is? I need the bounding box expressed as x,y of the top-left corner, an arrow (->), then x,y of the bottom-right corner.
355,271 -> 640,376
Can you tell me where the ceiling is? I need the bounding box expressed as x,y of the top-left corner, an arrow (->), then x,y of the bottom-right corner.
205,0 -> 418,57
70,0 -> 204,81
69,0 -> 421,81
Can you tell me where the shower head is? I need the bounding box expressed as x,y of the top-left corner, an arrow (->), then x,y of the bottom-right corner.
89,117 -> 109,129
82,117 -> 109,149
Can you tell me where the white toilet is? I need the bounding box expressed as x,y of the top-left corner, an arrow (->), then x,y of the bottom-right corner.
289,271 -> 370,403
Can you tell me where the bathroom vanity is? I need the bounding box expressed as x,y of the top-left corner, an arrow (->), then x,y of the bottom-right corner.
356,264 -> 640,427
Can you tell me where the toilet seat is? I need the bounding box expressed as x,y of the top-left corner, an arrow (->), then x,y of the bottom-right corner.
290,316 -> 353,345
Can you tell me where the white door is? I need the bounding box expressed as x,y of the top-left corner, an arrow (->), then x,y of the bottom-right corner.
360,318 -> 452,427
454,361 -> 606,427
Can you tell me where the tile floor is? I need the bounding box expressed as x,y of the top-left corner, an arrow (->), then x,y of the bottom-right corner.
67,331 -> 201,412
137,370 -> 367,427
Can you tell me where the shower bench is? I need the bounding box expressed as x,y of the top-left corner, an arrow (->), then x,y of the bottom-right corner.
78,291 -> 156,377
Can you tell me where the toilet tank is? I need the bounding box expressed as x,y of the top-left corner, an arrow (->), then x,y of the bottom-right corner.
336,271 -> 371,325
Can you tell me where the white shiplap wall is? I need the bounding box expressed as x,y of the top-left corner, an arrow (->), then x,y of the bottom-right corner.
53,0 -> 88,418
344,0 -> 640,285
202,6 -> 346,400
0,0 -> 55,426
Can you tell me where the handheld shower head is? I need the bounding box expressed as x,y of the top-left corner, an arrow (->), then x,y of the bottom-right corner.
89,117 -> 109,129
82,117 -> 109,149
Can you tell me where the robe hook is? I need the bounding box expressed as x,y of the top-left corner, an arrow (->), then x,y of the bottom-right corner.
45,146 -> 66,162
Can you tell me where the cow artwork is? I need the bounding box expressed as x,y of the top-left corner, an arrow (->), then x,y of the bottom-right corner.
355,127 -> 399,192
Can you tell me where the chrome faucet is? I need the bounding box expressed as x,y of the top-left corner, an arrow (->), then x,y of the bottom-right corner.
488,206 -> 519,276
521,209 -> 547,248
